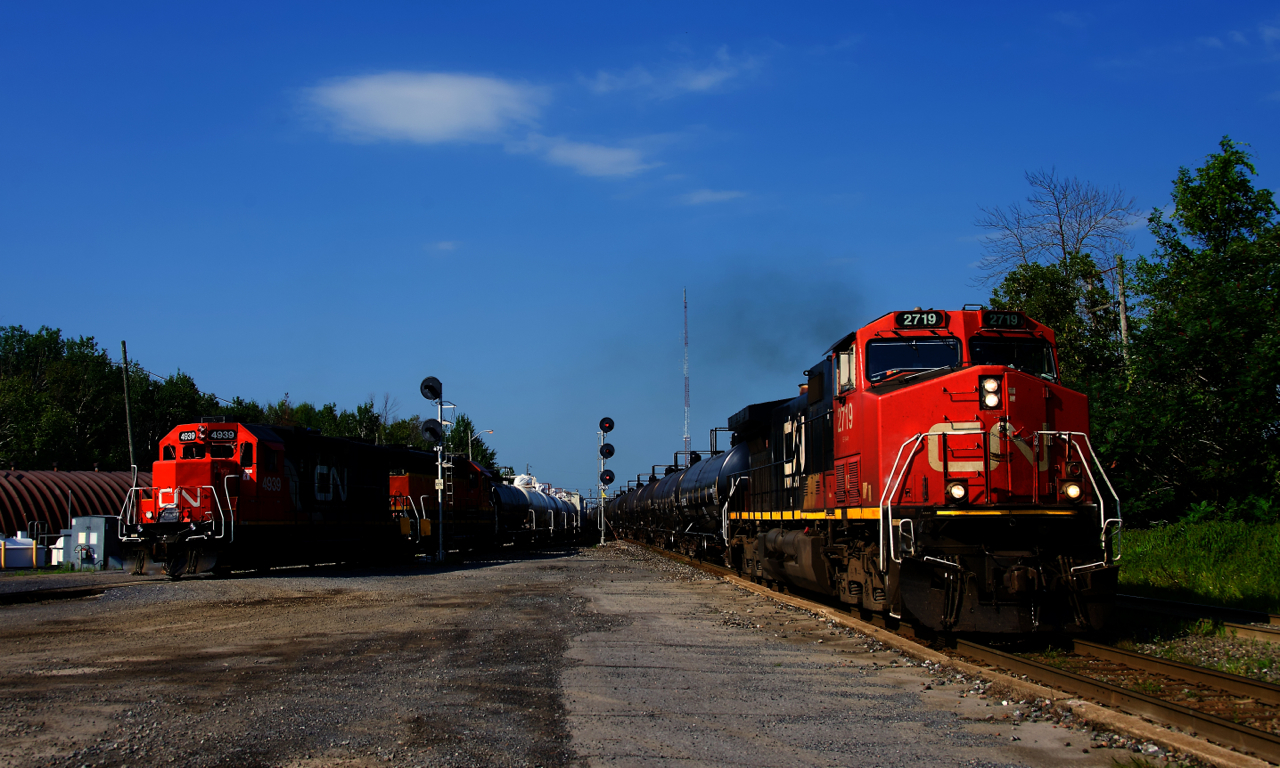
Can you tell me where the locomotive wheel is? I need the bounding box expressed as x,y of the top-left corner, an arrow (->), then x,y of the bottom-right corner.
164,550 -> 188,581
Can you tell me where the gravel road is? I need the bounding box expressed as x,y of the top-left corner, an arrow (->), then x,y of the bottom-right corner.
0,544 -> 1163,767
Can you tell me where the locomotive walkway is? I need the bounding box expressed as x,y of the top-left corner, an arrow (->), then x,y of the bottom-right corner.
0,545 -> 1149,767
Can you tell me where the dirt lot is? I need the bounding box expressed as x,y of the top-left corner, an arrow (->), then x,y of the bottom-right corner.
0,544 -> 1150,767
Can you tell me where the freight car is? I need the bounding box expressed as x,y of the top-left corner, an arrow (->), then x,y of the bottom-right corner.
120,420 -> 583,576
612,308 -> 1120,635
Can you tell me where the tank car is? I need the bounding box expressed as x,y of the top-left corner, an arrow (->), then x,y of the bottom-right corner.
614,308 -> 1120,635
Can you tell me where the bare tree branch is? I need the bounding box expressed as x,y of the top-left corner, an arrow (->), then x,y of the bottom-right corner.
974,168 -> 1138,284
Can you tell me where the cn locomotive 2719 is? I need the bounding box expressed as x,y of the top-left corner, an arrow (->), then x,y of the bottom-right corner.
613,308 -> 1120,634
120,421 -> 582,576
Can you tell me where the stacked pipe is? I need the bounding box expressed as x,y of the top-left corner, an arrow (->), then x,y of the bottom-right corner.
0,471 -> 150,537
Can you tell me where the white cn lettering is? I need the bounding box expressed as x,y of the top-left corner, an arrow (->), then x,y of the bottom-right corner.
180,488 -> 202,507
315,465 -> 331,502
331,467 -> 347,502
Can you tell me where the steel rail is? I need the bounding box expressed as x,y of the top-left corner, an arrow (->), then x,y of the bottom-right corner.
956,639 -> 1280,765
1116,593 -> 1280,626
1225,623 -> 1280,644
1073,638 -> 1280,705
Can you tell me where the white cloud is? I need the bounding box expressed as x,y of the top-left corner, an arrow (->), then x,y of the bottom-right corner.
309,72 -> 543,143
521,135 -> 657,177
1263,25 -> 1280,44
582,67 -> 655,94
586,47 -> 760,98
431,241 -> 459,251
309,71 -> 662,179
680,189 -> 746,205
1197,36 -> 1225,48
1230,30 -> 1249,45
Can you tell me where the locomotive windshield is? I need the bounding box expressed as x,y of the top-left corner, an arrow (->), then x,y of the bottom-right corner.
865,338 -> 961,382
969,337 -> 1057,379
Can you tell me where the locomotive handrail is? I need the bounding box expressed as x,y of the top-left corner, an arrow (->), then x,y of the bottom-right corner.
880,429 -> 986,572
218,477 -> 236,544
117,484 -> 231,543
1035,431 -> 1122,568
721,476 -> 745,546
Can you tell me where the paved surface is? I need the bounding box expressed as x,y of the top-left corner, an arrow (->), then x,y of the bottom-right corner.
0,544 -> 1143,767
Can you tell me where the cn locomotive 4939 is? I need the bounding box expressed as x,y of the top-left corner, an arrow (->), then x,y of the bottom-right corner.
119,420 -> 583,576
613,308 -> 1120,635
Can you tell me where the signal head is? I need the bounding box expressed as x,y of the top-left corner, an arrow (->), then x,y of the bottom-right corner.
599,443 -> 615,460
599,416 -> 614,433
420,377 -> 443,401
600,469 -> 616,485
420,418 -> 443,443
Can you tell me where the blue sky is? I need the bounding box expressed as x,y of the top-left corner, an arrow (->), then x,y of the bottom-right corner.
2,2 -> 1277,495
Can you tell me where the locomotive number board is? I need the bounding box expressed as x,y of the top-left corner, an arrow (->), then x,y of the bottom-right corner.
178,429 -> 236,441
894,310 -> 946,328
982,311 -> 1026,328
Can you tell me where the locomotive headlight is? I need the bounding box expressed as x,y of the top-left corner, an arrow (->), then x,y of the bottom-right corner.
1062,481 -> 1082,501
979,376 -> 1002,410
946,482 -> 967,501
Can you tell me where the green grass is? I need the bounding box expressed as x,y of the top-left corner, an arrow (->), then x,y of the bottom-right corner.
1118,521 -> 1280,613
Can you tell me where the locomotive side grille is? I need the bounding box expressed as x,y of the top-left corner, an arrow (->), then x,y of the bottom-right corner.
848,460 -> 861,506
835,463 -> 846,504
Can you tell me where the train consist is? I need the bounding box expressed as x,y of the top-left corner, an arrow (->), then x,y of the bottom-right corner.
611,308 -> 1120,635
119,421 -> 585,576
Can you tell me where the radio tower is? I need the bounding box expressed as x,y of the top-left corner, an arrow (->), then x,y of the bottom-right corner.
683,288 -> 691,457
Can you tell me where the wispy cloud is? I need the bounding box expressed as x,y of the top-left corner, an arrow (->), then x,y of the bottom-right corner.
522,135 -> 658,177
1263,25 -> 1280,44
309,72 -> 543,143
308,71 -> 658,179
430,241 -> 459,251
680,189 -> 746,205
1196,36 -> 1225,49
584,47 -> 761,98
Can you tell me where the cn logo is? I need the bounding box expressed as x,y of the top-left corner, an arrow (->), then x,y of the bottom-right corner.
314,465 -> 348,502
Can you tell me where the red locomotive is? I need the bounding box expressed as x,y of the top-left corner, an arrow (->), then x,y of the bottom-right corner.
122,421 -> 583,576
613,308 -> 1120,634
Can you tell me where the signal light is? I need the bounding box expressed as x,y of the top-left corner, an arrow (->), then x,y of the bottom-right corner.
600,443 -> 615,460
946,481 -> 967,502
600,469 -> 615,485
600,416 -> 614,433
420,418 -> 443,443
419,376 -> 442,401
1061,481 -> 1083,501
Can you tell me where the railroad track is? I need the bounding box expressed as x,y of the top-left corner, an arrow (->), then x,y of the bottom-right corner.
1117,593 -> 1280,644
960,640 -> 1280,764
626,540 -> 1280,766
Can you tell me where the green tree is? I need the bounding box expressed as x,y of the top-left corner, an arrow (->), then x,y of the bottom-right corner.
1119,137 -> 1280,521
443,412 -> 498,470
989,251 -> 1122,391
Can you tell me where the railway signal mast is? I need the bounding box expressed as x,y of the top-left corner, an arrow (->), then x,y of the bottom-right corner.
598,417 -> 615,545
420,376 -> 445,562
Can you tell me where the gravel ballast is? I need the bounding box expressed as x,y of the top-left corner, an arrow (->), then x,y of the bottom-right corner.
0,544 -> 1186,766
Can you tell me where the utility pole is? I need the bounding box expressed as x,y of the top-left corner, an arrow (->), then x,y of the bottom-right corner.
683,288 -> 690,456
120,341 -> 136,485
